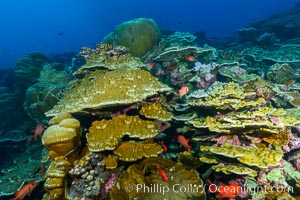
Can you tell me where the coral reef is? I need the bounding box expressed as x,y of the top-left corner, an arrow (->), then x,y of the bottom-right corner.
266,63 -> 297,84
42,113 -> 82,199
165,31 -> 197,47
24,64 -> 68,122
245,2 -> 300,42
45,69 -> 171,116
188,81 -> 266,110
102,18 -> 160,57
153,46 -> 214,62
0,144 -> 45,196
201,143 -> 283,168
66,152 -> 108,199
0,87 -> 21,134
86,115 -> 159,152
113,141 -> 163,161
75,43 -> 144,76
13,52 -> 50,88
218,64 -> 258,83
5,15 -> 300,200
42,116 -> 81,159
139,102 -> 173,121
110,157 -> 206,200
44,157 -> 72,199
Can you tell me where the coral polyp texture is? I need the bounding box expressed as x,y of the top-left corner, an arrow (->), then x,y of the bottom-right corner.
201,143 -> 283,168
45,69 -> 171,116
188,81 -> 266,110
110,157 -> 206,200
86,115 -> 159,152
113,141 -> 163,161
139,102 -> 173,121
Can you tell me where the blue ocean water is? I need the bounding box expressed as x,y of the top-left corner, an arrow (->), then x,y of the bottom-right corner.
0,0 -> 299,68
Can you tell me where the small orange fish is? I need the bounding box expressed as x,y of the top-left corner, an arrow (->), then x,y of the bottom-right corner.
186,55 -> 195,62
261,93 -> 267,99
178,86 -> 189,99
157,163 -> 168,182
207,180 -> 241,200
10,182 -> 37,200
159,141 -> 168,152
285,80 -> 295,89
177,135 -> 191,152
32,123 -> 44,140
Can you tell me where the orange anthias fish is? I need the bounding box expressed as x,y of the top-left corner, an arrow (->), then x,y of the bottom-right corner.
32,123 -> 45,140
178,86 -> 189,99
10,182 -> 37,200
186,55 -> 195,62
177,135 -> 191,152
285,80 -> 295,89
157,163 -> 168,182
207,180 -> 241,200
159,141 -> 168,152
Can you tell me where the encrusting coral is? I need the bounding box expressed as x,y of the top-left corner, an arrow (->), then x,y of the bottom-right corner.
109,157 -> 206,200
103,155 -> 118,169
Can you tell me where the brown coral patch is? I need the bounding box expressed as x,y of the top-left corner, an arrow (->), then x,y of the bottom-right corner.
113,141 -> 163,161
86,115 -> 159,152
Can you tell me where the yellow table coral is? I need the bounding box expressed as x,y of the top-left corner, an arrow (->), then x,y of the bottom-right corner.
201,143 -> 283,169
188,82 -> 266,110
113,141 -> 163,161
45,69 -> 171,116
212,164 -> 257,177
139,102 -> 173,121
86,115 -> 159,152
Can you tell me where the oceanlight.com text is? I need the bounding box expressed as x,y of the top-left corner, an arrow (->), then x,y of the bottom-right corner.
124,183 -> 293,196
